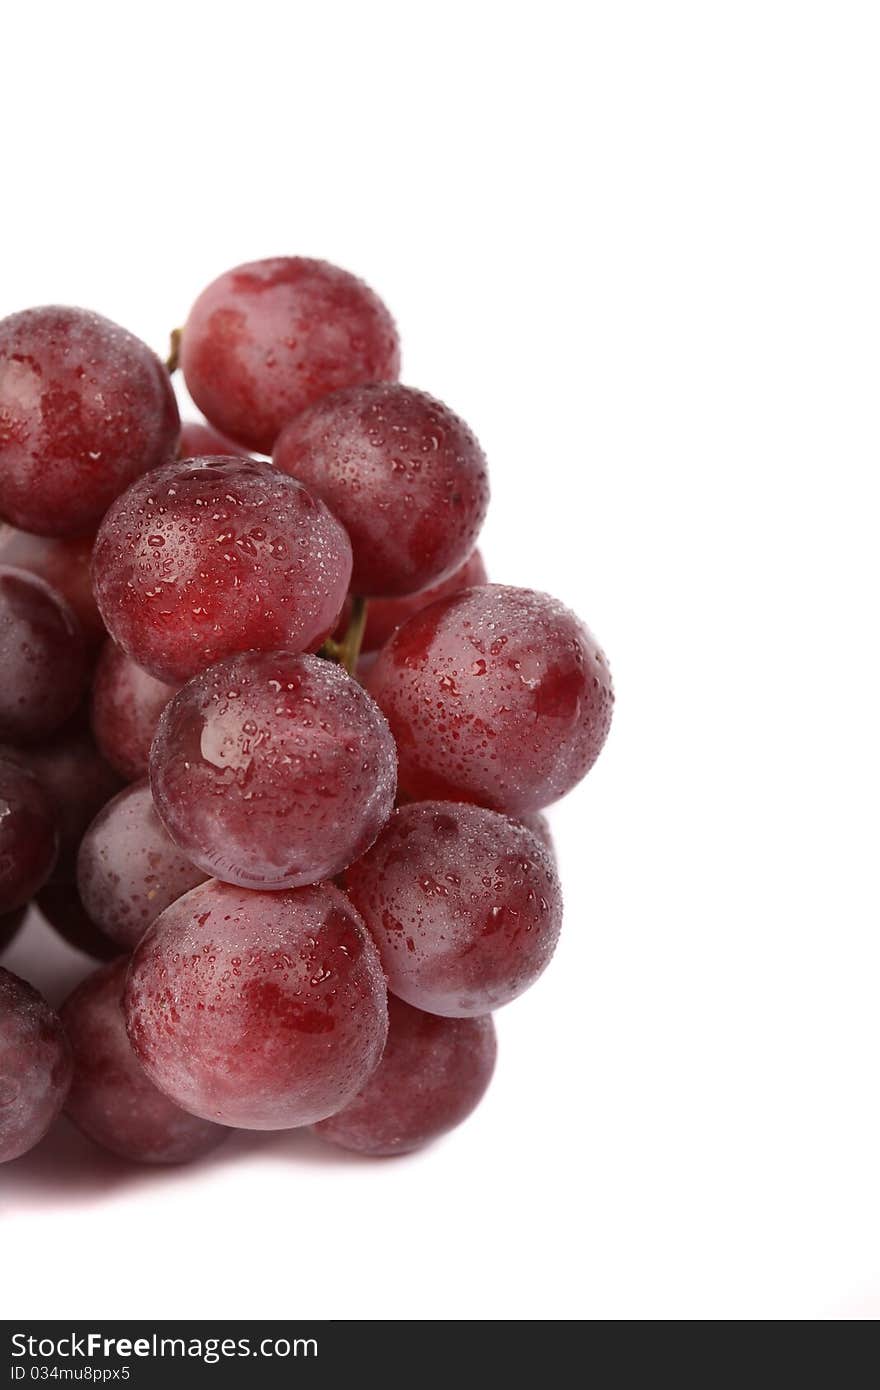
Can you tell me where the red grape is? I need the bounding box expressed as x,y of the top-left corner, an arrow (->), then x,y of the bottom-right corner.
1,721 -> 123,881
367,584 -> 614,815
91,641 -> 177,782
178,420 -> 251,460
0,907 -> 26,955
0,526 -> 105,650
0,306 -> 179,537
124,880 -> 388,1129
0,567 -> 88,742
78,781 -> 207,952
314,996 -> 496,1156
361,549 -> 487,653
36,886 -> 119,961
273,385 -> 489,598
345,801 -> 562,1017
518,812 -> 556,861
180,257 -> 400,454
61,959 -> 226,1164
0,967 -> 72,1162
150,651 -> 397,889
0,760 -> 58,913
92,457 -> 352,684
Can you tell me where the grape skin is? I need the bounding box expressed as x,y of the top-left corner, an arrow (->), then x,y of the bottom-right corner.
0,306 -> 179,537
180,257 -> 400,454
0,525 -> 105,650
345,801 -> 562,1017
0,967 -> 72,1163
0,720 -> 123,882
367,584 -> 614,815
360,549 -> 487,653
273,385 -> 489,598
150,651 -> 397,890
90,641 -> 178,783
91,457 -> 353,685
61,959 -> 226,1164
314,995 -> 497,1156
124,880 -> 388,1130
178,421 -> 251,460
0,567 -> 89,743
77,781 -> 207,952
0,760 -> 59,913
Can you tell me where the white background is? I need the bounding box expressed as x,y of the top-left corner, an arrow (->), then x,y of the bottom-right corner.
1,1 -> 878,1321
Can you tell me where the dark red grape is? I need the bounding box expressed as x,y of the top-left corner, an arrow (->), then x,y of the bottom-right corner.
273,385 -> 489,598
0,907 -> 26,954
367,584 -> 614,814
360,549 -> 487,653
1,721 -> 123,881
313,995 -> 496,1156
91,641 -> 177,782
0,760 -> 58,913
36,885 -> 119,961
124,880 -> 388,1129
92,457 -> 352,684
0,567 -> 88,742
180,257 -> 400,454
150,651 -> 396,889
178,420 -> 251,460
61,959 -> 226,1164
345,801 -> 562,1017
0,526 -> 105,650
0,306 -> 179,537
77,781 -> 207,951
0,966 -> 72,1162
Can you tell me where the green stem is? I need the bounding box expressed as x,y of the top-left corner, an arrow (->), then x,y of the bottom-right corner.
318,596 -> 368,675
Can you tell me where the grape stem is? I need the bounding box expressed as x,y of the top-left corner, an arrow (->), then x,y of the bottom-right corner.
166,328 -> 182,375
319,596 -> 368,675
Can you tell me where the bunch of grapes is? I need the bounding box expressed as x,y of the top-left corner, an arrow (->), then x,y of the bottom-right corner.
0,257 -> 613,1166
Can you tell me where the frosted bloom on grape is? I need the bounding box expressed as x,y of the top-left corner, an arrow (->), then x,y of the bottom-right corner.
367,584 -> 614,814
274,384 -> 489,598
77,781 -> 208,952
150,651 -> 397,889
314,996 -> 497,1156
91,456 -> 352,685
91,641 -> 178,783
62,959 -> 226,1164
0,967 -> 72,1163
345,801 -> 562,1017
124,880 -> 388,1129
181,257 -> 400,454
0,306 -> 179,537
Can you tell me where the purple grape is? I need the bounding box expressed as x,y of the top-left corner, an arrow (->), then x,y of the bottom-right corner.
345,800 -> 562,1017
367,584 -> 614,814
0,306 -> 179,537
124,880 -> 388,1129
273,384 -> 489,598
61,959 -> 227,1164
77,781 -> 207,951
91,457 -> 353,685
150,651 -> 396,889
91,641 -> 177,782
314,995 -> 496,1156
0,967 -> 72,1162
